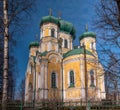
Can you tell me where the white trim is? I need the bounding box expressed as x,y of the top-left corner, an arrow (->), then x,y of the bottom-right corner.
55,29 -> 57,38
43,30 -> 45,37
67,71 -> 70,87
40,64 -> 44,99
41,29 -> 43,39
94,42 -> 96,50
68,39 -> 70,48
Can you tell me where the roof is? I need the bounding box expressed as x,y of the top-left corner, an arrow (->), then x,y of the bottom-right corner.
39,51 -> 48,56
59,20 -> 76,39
40,15 -> 76,39
79,32 -> 96,41
63,47 -> 94,58
29,41 -> 39,49
40,16 -> 59,26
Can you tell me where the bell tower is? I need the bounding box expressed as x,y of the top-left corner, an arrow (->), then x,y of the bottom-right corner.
39,10 -> 60,53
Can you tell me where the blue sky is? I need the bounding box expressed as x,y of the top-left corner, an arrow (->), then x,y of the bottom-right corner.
14,0 -> 98,86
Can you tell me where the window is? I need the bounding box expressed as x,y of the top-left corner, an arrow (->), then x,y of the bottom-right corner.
69,71 -> 74,87
91,42 -> 94,50
51,72 -> 56,88
90,70 -> 95,87
51,28 -> 55,37
64,39 -> 68,48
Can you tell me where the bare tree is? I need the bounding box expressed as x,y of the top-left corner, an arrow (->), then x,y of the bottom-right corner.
0,0 -> 36,110
94,0 -> 120,100
17,79 -> 25,102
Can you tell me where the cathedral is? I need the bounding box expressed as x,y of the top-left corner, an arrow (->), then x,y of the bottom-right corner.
25,14 -> 106,102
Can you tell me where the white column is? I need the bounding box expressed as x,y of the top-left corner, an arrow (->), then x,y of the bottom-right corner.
40,63 -> 44,99
25,76 -> 28,101
38,73 -> 40,88
101,75 -> 106,99
44,63 -> 48,99
43,30 -> 45,37
48,42 -> 51,51
62,38 -> 64,48
68,39 -> 70,48
63,68 -> 66,100
80,59 -> 85,99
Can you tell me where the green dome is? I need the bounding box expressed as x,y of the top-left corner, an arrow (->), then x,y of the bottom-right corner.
40,16 -> 59,26
40,15 -> 76,39
29,41 -> 39,49
59,20 -> 76,40
63,47 -> 94,58
79,32 -> 96,41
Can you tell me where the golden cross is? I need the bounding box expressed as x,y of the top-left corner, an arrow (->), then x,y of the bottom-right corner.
85,24 -> 88,32
49,8 -> 52,16
58,11 -> 62,19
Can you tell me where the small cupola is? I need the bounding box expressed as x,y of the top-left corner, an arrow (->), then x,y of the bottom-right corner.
79,25 -> 96,51
40,9 -> 60,38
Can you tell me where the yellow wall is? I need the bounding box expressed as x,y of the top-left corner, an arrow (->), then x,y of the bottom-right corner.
63,60 -> 81,89
47,57 -> 61,99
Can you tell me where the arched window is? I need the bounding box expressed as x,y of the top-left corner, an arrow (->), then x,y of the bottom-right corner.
51,28 -> 55,37
51,72 -> 56,88
64,39 -> 68,48
90,70 -> 95,87
91,42 -> 94,50
69,71 -> 74,87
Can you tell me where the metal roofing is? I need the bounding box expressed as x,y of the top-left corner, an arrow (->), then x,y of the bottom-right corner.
63,47 -> 94,58
79,32 -> 96,41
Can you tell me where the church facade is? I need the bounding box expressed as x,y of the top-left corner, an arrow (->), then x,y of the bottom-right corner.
25,15 -> 106,102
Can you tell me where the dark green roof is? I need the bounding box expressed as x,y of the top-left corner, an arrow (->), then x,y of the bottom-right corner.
29,42 -> 39,49
40,16 -> 59,26
40,51 -> 48,56
36,51 -> 48,57
59,20 -> 76,40
79,32 -> 96,41
40,16 -> 76,39
63,48 -> 94,58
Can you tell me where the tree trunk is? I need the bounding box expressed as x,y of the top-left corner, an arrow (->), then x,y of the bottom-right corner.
2,0 -> 9,110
